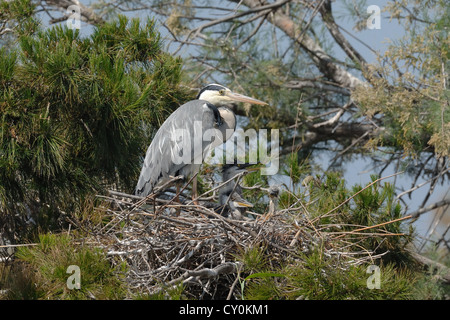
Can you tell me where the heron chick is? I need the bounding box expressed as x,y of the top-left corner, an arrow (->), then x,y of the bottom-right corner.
135,84 -> 267,201
217,163 -> 256,219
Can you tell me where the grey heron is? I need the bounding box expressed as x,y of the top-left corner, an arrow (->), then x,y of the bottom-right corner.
266,185 -> 280,217
217,163 -> 256,219
135,84 -> 268,202
217,192 -> 253,220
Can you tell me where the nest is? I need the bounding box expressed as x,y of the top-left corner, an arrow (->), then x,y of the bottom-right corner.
94,193 -> 294,299
88,175 -> 395,300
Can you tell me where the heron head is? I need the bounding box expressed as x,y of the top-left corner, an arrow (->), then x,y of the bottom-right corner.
197,84 -> 268,106
219,189 -> 254,209
222,162 -> 259,179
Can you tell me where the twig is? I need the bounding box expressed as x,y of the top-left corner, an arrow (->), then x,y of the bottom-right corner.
396,167 -> 450,200
408,199 -> 450,219
334,215 -> 412,239
187,170 -> 249,205
187,0 -> 291,40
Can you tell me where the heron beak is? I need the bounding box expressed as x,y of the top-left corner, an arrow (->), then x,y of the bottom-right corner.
233,201 -> 254,208
226,91 -> 268,105
246,167 -> 262,172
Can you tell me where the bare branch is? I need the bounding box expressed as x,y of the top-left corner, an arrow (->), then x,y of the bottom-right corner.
229,0 -> 366,90
318,0 -> 368,67
42,0 -> 104,25
409,199 -> 450,220
285,79 -> 351,95
182,0 -> 290,44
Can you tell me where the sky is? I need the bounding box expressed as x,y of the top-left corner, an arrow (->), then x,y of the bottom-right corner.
334,0 -> 406,63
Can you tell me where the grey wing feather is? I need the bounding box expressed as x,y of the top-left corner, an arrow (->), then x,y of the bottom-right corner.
135,100 -> 218,197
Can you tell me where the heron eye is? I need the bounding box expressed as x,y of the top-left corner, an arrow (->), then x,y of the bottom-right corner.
219,89 -> 225,95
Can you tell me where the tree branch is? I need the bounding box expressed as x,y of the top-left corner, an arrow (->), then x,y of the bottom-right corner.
183,0 -> 291,41
229,0 -> 366,90
408,199 -> 450,220
318,0 -> 368,68
42,0 -> 104,25
285,79 -> 351,95
281,122 -> 380,155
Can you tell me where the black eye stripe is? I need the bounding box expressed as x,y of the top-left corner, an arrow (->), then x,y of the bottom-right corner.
206,102 -> 223,126
196,84 -> 227,99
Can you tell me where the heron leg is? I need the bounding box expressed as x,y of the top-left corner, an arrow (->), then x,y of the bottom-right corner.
174,183 -> 181,216
192,176 -> 199,205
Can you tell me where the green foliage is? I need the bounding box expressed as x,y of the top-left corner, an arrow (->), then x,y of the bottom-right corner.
4,233 -> 127,299
307,172 -> 349,219
236,246 -> 285,300
241,166 -> 268,214
285,251 -> 416,300
234,167 -> 430,300
0,0 -> 39,41
241,272 -> 285,300
281,162 -> 413,265
282,152 -> 306,185
352,0 -> 449,156
240,245 -> 418,300
0,14 -> 190,235
410,246 -> 450,299
346,176 -> 414,265
413,271 -> 450,299
238,246 -> 270,273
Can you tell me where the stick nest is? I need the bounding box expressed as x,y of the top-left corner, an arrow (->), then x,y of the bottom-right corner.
87,184 -> 388,300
